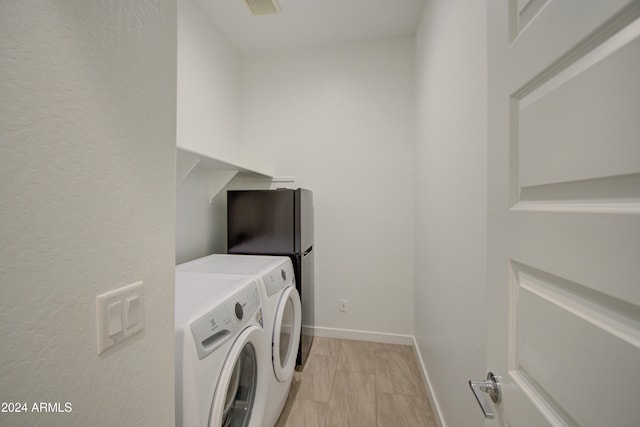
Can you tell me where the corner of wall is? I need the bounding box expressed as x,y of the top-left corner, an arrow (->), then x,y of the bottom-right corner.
413,0 -> 488,426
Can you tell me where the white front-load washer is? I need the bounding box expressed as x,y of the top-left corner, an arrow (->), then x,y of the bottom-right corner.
177,255 -> 302,427
175,271 -> 269,427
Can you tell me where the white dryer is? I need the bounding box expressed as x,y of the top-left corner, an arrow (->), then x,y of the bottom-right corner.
175,271 -> 269,427
177,254 -> 302,427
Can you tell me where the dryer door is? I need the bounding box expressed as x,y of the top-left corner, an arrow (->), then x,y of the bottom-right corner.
272,286 -> 302,382
210,325 -> 267,427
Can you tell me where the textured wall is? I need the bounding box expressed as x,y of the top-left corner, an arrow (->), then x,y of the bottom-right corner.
241,39 -> 416,339
413,0 -> 487,426
0,1 -> 176,426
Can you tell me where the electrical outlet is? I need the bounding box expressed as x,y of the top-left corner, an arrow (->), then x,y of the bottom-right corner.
339,299 -> 348,313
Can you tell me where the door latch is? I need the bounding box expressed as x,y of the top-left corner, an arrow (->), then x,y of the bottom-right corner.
468,372 -> 501,418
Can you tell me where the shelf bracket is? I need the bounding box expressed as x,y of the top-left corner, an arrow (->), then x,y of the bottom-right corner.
209,170 -> 238,203
176,156 -> 199,185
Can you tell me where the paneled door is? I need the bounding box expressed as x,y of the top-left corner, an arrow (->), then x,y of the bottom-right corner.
484,0 -> 640,425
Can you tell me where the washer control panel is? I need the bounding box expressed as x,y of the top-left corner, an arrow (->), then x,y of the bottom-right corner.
189,283 -> 261,360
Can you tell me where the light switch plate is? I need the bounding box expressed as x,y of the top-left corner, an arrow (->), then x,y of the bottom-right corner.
125,295 -> 140,329
97,281 -> 145,354
108,301 -> 123,337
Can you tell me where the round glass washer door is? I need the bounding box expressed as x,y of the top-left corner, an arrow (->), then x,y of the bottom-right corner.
210,325 -> 266,427
272,286 -> 302,382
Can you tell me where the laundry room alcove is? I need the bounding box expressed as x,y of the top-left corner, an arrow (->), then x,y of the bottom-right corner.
175,145 -> 296,265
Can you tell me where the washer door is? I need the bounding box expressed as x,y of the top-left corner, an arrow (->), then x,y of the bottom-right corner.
272,286 -> 302,382
210,325 -> 267,427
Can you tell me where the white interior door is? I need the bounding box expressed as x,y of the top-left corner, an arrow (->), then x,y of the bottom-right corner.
485,0 -> 640,425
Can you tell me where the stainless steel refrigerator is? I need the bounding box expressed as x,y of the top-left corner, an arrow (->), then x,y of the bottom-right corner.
227,188 -> 314,370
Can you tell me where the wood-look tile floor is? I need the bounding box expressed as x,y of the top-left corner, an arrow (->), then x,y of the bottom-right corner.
275,337 -> 437,427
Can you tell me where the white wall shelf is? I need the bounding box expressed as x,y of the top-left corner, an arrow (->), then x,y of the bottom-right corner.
176,147 -> 274,202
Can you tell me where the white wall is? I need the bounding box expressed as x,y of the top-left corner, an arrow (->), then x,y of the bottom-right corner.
176,168 -> 227,265
0,2 -> 176,426
414,1 -> 487,426
177,0 -> 241,163
175,0 -> 242,264
240,38 -> 416,339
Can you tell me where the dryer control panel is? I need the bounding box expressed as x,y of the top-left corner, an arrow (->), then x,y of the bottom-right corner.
189,283 -> 261,360
262,259 -> 295,297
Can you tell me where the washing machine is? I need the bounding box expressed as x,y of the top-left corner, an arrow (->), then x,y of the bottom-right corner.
177,254 -> 302,427
175,271 -> 270,427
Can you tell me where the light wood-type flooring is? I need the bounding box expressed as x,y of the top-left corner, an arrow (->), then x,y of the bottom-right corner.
275,337 -> 437,427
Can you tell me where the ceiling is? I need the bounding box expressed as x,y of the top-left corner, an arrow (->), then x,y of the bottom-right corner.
196,0 -> 426,53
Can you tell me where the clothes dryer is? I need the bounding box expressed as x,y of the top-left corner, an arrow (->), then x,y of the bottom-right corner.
175,271 -> 269,427
177,255 -> 302,427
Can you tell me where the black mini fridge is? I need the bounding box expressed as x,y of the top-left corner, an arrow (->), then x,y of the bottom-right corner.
227,188 -> 314,370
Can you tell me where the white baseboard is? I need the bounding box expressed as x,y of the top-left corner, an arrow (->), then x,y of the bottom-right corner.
308,326 -> 414,345
412,337 -> 446,427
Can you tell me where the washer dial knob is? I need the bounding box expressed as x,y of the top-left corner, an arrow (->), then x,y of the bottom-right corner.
234,302 -> 243,320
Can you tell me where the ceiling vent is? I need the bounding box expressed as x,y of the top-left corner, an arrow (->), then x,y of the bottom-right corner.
244,0 -> 281,16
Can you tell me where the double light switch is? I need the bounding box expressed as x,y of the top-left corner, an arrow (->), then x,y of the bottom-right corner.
97,281 -> 145,354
